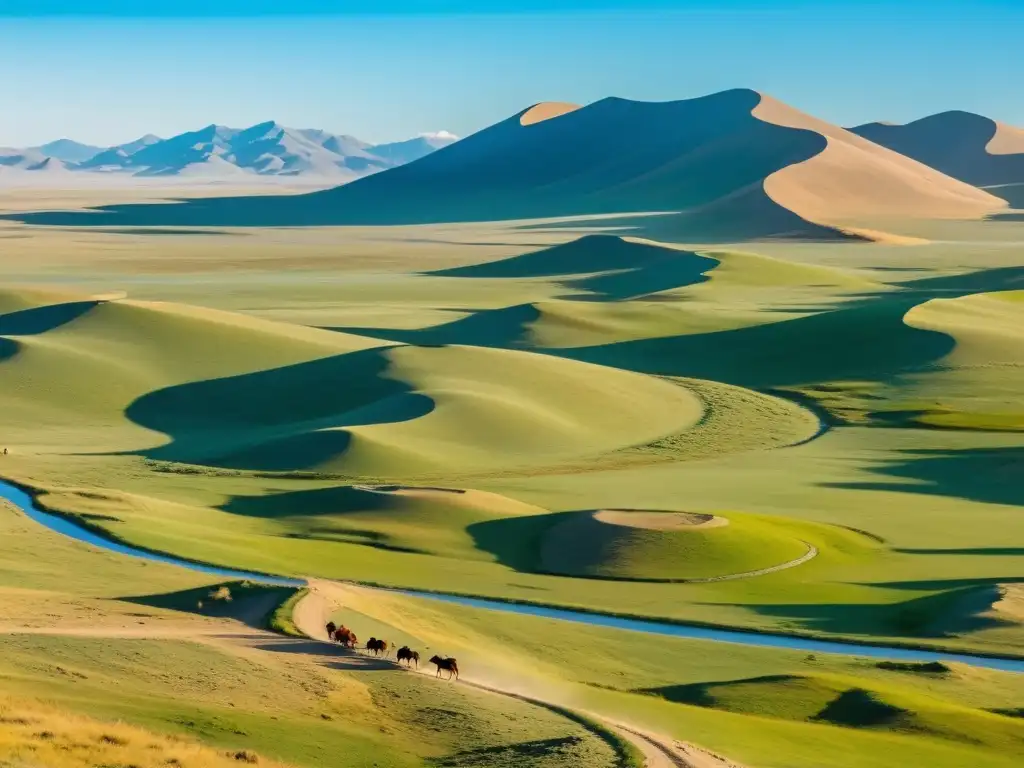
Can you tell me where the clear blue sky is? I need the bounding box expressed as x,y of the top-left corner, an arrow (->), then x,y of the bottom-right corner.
1,1 -> 1020,147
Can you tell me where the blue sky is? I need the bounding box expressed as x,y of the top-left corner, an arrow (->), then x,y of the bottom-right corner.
1,1 -> 1020,146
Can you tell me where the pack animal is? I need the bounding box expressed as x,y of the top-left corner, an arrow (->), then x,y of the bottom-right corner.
429,655 -> 459,680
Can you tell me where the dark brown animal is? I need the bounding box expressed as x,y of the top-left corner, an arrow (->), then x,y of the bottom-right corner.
325,621 -> 337,639
396,646 -> 419,668
429,655 -> 459,680
366,637 -> 390,656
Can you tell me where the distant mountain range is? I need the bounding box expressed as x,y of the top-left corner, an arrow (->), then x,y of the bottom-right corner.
0,123 -> 459,181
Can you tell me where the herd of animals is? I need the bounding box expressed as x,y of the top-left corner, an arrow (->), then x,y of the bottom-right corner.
325,621 -> 460,680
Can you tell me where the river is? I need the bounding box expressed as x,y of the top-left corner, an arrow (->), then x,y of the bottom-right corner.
3,478 -> 1021,673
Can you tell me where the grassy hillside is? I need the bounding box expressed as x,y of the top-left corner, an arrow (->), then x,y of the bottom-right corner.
2,203 -> 1024,768
536,510 -> 814,581
2,220 -> 1021,659
319,583 -> 1024,768
0,499 -> 620,768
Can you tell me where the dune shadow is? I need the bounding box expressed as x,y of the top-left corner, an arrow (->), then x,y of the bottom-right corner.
0,300 -> 100,336
562,296 -> 953,387
564,254 -> 716,300
437,235 -> 719,300
899,265 -> 1024,295
985,182 -> 1024,209
556,263 -> 1024,386
334,303 -> 541,349
823,446 -> 1024,507
121,346 -> 434,471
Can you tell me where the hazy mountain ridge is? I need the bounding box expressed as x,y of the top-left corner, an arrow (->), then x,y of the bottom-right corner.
4,122 -> 459,180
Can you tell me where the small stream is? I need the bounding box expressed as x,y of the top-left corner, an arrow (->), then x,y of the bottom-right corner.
4,478 -> 1021,674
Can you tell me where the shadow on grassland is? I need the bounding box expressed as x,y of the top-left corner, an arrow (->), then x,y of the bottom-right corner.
433,235 -> 720,300
563,296 -> 953,386
642,675 -> 910,729
331,304 -> 541,349
119,581 -> 293,629
219,485 -> 400,519
120,347 -> 434,471
722,584 -> 1017,638
823,446 -> 1024,508
557,263 -> 1024,385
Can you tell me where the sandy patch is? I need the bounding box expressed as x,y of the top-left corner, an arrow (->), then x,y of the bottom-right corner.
753,93 -> 1005,224
986,122 -> 1024,156
593,509 -> 729,530
519,102 -> 582,126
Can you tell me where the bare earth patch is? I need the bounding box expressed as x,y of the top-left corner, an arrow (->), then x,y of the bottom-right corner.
593,510 -> 730,530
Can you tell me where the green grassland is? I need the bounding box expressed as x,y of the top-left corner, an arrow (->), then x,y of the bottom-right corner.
0,500 -> 621,768
321,583 -> 1024,768
0,201 -> 1023,765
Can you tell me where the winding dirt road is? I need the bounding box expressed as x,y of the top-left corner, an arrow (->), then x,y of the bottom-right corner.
294,583 -> 743,768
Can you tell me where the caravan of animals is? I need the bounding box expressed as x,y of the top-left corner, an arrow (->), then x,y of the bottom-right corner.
324,621 -> 436,675
1,81 -> 1023,768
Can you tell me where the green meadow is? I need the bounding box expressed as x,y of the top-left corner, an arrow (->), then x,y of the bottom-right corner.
0,199 -> 1022,766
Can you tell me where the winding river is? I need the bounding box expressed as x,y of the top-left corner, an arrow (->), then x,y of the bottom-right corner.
3,478 -> 1021,674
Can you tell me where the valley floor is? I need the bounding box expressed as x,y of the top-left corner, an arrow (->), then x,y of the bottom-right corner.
0,193 -> 1022,766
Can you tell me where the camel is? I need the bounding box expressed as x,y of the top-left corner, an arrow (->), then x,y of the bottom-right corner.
429,655 -> 459,680
365,637 -> 390,657
333,626 -> 357,648
396,646 -> 419,668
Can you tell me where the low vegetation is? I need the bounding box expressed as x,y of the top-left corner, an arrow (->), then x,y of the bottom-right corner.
2,206 -> 1023,768
268,587 -> 308,636
0,696 -> 295,768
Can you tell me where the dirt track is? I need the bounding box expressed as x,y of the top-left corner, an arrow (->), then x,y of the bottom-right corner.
295,582 -> 742,768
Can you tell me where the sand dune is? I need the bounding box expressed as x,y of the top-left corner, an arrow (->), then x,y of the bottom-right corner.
754,96 -> 1003,224
303,89 -> 1001,236
9,89 -> 1003,237
851,111 -> 1024,194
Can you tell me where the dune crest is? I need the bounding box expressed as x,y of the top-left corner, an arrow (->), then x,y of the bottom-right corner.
986,121 -> 1024,156
519,102 -> 582,126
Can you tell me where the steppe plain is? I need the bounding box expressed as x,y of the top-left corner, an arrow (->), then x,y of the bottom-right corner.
0,92 -> 1022,768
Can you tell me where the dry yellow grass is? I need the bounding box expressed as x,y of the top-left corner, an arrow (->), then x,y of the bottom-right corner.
0,696 -> 294,768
